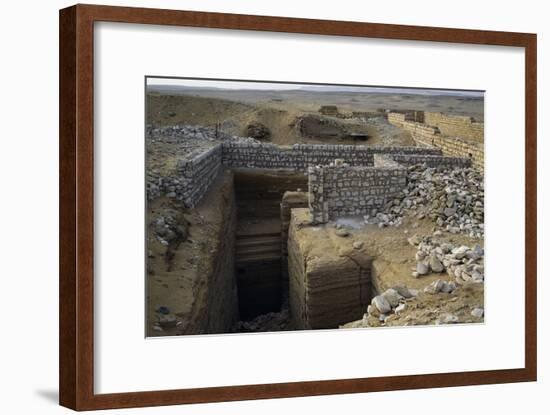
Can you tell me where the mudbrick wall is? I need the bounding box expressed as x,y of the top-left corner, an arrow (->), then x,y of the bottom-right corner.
388,113 -> 484,170
308,163 -> 407,223
424,112 -> 484,142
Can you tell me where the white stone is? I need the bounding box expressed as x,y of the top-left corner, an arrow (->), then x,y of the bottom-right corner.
372,295 -> 392,314
416,262 -> 429,275
395,303 -> 407,314
381,289 -> 402,308
429,255 -> 445,273
471,307 -> 484,318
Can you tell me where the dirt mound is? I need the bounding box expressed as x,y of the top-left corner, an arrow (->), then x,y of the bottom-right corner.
298,114 -> 347,139
245,121 -> 271,140
147,93 -> 253,128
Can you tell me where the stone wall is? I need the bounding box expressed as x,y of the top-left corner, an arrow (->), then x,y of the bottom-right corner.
424,112 -> 484,142
387,110 -> 424,124
308,163 -> 407,223
387,154 -> 472,168
388,113 -> 484,170
222,142 -> 441,170
175,144 -> 222,208
164,139 -> 470,211
411,129 -> 483,170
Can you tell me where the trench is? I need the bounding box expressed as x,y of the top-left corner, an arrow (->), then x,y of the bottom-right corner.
233,169 -> 308,322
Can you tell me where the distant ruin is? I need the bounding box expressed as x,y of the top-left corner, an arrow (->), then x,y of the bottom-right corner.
388,111 -> 484,170
318,105 -> 339,116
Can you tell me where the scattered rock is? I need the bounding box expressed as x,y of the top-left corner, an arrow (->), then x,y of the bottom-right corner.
335,228 -> 350,237
429,255 -> 445,273
372,295 -> 392,314
437,313 -> 459,324
352,241 -> 364,250
444,207 -> 457,217
395,303 -> 407,314
394,285 -> 416,298
424,279 -> 445,294
471,307 -> 484,318
381,289 -> 402,308
157,313 -> 177,328
407,234 -> 421,246
416,262 -> 429,275
156,306 -> 170,315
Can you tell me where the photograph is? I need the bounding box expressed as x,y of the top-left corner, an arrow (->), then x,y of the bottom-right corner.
145,78 -> 485,337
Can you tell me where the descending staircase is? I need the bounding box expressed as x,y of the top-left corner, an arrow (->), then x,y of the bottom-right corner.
235,222 -> 282,320
231,170 -> 307,320
236,232 -> 281,265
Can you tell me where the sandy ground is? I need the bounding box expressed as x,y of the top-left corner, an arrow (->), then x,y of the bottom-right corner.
147,89 -> 482,146
146,172 -> 233,337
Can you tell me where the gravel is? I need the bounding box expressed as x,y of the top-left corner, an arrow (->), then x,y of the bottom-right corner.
364,164 -> 484,239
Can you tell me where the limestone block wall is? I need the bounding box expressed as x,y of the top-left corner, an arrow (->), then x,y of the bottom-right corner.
387,112 -> 408,126
175,144 -> 222,208
412,130 -> 484,170
387,110 -> 424,124
424,112 -> 484,142
388,113 -> 484,170
309,164 -> 407,223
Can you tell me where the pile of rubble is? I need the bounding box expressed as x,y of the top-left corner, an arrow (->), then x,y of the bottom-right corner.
367,285 -> 418,322
232,308 -> 291,333
150,210 -> 189,248
146,124 -> 261,201
408,235 -> 484,285
147,124 -> 260,147
365,116 -> 406,145
358,276 -> 483,327
147,124 -> 226,144
364,164 -> 484,238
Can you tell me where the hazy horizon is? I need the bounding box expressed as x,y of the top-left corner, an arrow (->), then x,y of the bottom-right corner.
146,77 -> 485,98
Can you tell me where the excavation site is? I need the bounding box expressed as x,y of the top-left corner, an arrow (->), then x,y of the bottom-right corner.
146,80 -> 485,337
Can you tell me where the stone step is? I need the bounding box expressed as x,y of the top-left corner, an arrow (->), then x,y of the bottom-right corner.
236,253 -> 281,264
236,236 -> 281,248
236,246 -> 281,259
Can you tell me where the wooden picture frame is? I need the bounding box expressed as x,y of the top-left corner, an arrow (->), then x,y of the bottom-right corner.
59,4 -> 537,410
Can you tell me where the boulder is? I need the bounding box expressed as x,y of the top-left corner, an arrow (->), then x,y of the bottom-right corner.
416,262 -> 429,275
429,255 -> 445,273
372,295 -> 391,314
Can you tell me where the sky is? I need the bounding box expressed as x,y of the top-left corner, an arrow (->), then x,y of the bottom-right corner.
146,77 -> 485,97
